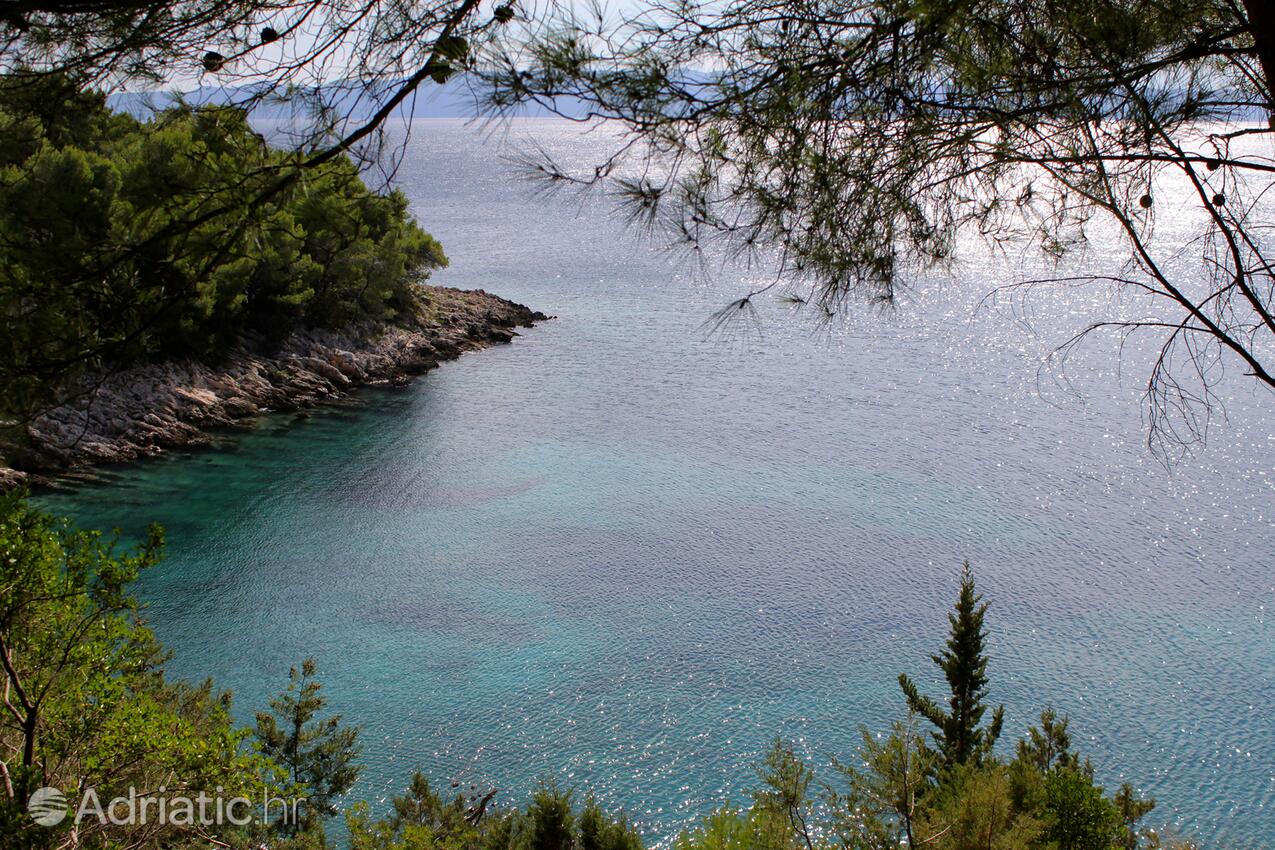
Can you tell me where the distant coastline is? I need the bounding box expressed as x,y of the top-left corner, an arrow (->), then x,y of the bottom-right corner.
1,286 -> 546,490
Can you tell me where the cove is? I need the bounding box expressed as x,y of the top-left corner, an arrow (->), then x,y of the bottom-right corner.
36,119 -> 1275,847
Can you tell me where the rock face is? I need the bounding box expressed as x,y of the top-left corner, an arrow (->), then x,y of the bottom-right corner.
1,286 -> 547,487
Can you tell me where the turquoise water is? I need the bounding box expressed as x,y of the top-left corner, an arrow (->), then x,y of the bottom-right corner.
38,120 -> 1275,846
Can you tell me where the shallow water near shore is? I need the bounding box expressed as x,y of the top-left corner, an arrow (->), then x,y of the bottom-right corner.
38,119 -> 1275,846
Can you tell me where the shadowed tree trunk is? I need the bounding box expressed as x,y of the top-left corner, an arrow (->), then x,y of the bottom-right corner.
1244,0 -> 1275,109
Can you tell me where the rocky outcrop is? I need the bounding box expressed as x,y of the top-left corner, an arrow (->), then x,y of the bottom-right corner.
1,286 -> 547,487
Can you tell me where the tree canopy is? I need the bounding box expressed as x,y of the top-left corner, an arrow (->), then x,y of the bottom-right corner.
0,492 -> 281,849
476,0 -> 1275,453
4,1 -> 1274,451
0,72 -> 446,427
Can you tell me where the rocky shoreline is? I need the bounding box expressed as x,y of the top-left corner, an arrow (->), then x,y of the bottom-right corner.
0,286 -> 547,490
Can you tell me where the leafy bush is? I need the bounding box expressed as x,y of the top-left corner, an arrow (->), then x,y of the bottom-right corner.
0,492 -> 282,849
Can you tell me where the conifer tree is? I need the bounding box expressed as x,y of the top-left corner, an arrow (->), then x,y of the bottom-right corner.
1017,708 -> 1089,776
255,657 -> 362,833
898,562 -> 1004,768
527,780 -> 575,850
1113,783 -> 1159,850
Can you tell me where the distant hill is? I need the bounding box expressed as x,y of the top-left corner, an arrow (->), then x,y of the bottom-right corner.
108,75 -> 589,120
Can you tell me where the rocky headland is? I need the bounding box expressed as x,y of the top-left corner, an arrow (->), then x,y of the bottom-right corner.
0,286 -> 547,489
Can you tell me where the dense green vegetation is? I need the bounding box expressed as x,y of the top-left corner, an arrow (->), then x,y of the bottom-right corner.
0,492 -> 282,848
0,73 -> 446,424
0,495 -> 1205,849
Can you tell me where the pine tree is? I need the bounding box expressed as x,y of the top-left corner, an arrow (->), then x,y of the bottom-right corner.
527,779 -> 575,850
255,657 -> 362,833
898,562 -> 1004,768
1017,708 -> 1088,776
1113,783 -> 1158,850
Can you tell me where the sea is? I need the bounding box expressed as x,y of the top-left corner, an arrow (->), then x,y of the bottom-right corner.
38,118 -> 1275,847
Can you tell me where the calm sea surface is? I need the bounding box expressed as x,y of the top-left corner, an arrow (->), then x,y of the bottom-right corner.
38,120 -> 1275,846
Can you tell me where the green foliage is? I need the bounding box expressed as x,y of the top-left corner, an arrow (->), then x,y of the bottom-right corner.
914,762 -> 1045,850
578,796 -> 643,850
826,717 -> 937,850
898,562 -> 1004,768
1017,708 -> 1087,775
347,771 -> 483,850
255,657 -> 362,831
0,492 -> 278,849
750,739 -> 816,850
513,783 -> 642,850
0,72 -> 447,423
818,712 -> 1164,850
526,779 -> 576,850
348,774 -> 643,850
1114,783 -> 1159,850
686,714 -> 1162,850
1041,768 -> 1124,850
812,570 -> 1170,850
673,807 -> 776,850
